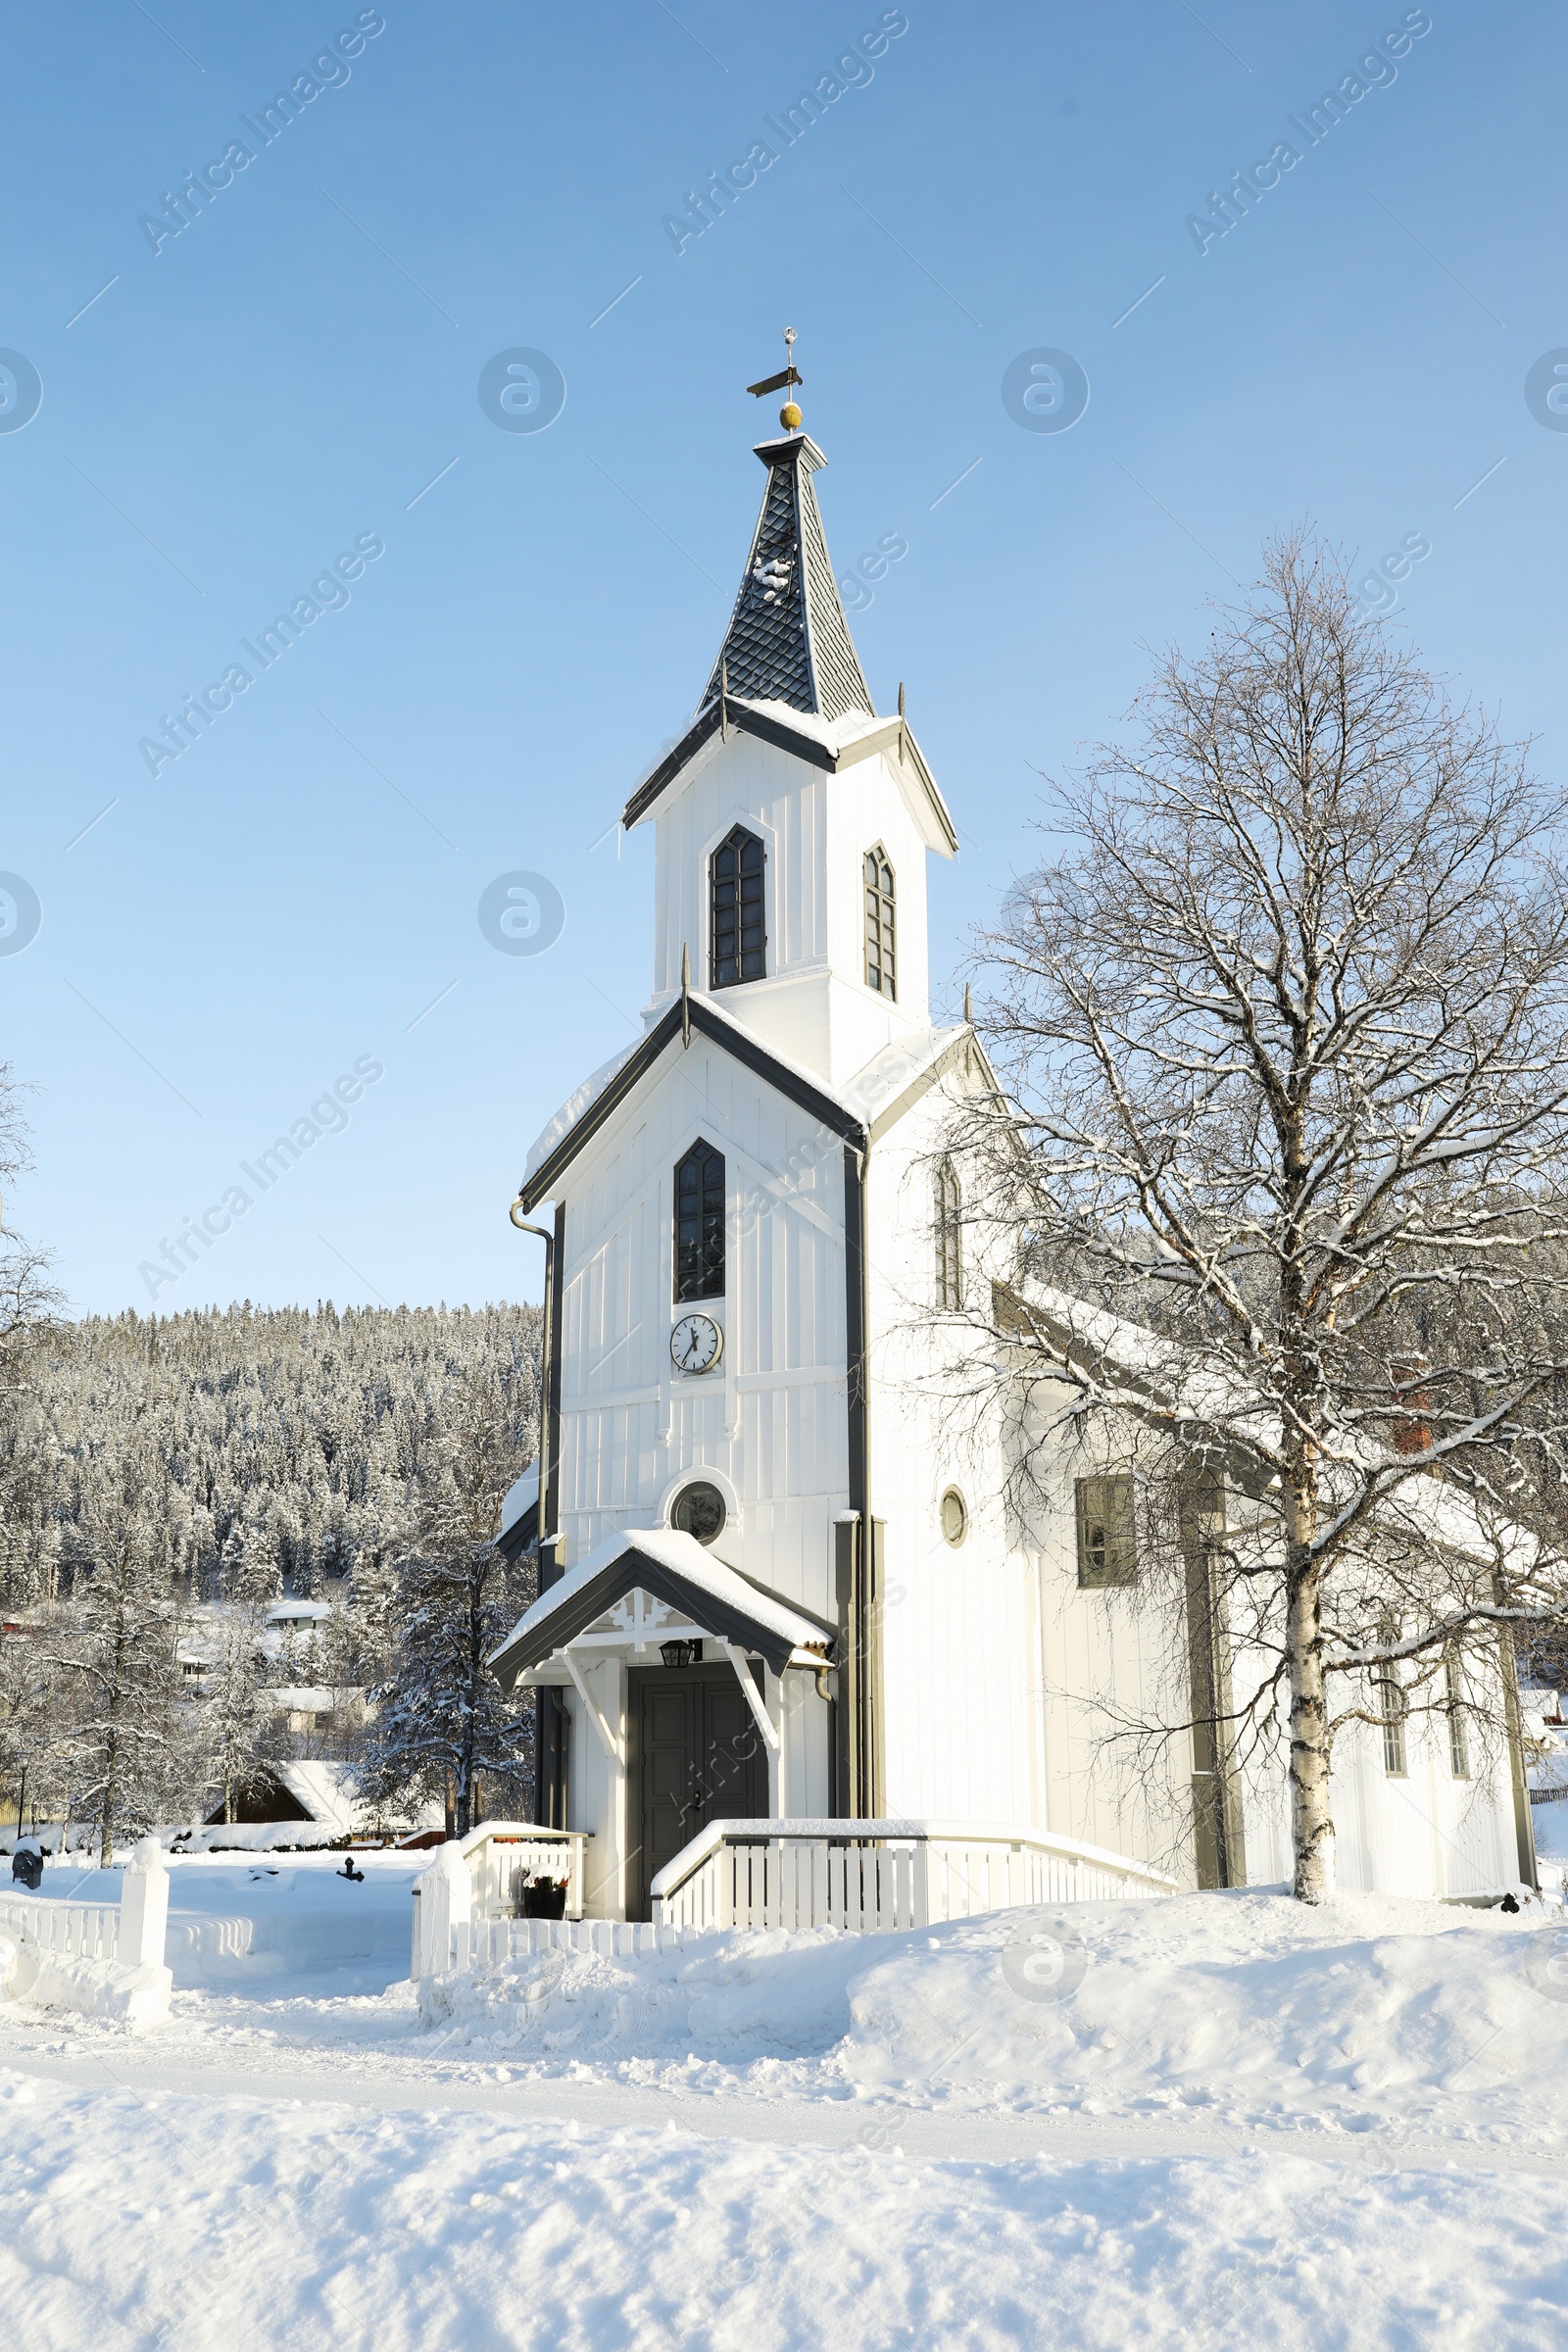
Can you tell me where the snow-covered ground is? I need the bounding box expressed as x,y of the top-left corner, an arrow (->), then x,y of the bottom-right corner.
4,1853 -> 1568,2346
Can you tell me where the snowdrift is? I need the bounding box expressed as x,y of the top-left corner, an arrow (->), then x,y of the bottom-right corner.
418,1886 -> 1568,2145
8,1947 -> 172,2024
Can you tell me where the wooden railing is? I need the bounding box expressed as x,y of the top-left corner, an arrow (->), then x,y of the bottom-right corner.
650,1820 -> 1176,1932
461,1821 -> 591,1920
0,1885 -> 122,1966
0,1838 -> 172,2018
411,1821 -> 592,1977
410,1818 -> 1173,1975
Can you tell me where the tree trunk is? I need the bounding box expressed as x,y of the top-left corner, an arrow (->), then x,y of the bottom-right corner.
100,1606 -> 126,1869
99,1718 -> 118,1871
1285,1502 -> 1335,1900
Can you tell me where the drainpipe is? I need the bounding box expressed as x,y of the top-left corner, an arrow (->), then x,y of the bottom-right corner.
509,1200 -> 554,1570
511,1198 -> 559,1832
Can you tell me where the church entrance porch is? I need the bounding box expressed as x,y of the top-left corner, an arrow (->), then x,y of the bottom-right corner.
628,1660 -> 768,1920
490,1529 -> 840,1922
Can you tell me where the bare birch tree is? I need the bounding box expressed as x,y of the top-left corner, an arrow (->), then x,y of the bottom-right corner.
0,1064 -> 64,1614
0,1062 -> 61,1351
962,531 -> 1568,1900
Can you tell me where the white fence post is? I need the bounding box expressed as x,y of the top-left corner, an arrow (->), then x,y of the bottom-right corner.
119,1837 -> 171,1972
427,1840 -> 471,1972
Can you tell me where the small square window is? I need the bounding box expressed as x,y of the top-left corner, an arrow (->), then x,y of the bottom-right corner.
1075,1475 -> 1137,1588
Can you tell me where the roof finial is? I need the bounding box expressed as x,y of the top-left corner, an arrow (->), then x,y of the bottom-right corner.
720,655 -> 729,742
681,942 -> 692,1048
779,326 -> 801,431
747,327 -> 803,433
963,980 -> 973,1027
898,680 -> 906,717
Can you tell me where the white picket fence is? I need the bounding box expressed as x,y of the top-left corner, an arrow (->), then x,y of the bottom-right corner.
410,1815 -> 1173,1976
0,1837 -> 172,2019
411,1821 -> 591,1978
651,1820 -> 1177,1933
439,1915 -> 710,1970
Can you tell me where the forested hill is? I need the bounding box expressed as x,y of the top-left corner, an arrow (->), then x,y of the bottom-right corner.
0,1301 -> 543,1608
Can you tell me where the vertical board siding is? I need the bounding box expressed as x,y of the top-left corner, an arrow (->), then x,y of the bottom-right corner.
555,1036 -> 849,1633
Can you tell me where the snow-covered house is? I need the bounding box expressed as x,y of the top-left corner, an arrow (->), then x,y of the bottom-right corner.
491,414 -> 1533,1919
265,1597 -> 332,1636
202,1758 -> 363,1832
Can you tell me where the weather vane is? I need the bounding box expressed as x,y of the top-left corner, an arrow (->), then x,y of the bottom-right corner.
747,325 -> 803,432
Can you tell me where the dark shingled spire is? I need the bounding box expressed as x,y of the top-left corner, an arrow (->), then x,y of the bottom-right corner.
702,434 -> 874,723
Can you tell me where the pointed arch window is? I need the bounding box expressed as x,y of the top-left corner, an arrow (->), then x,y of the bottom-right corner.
863,845 -> 897,1000
674,1139 -> 725,1301
935,1156 -> 962,1310
710,826 -> 766,989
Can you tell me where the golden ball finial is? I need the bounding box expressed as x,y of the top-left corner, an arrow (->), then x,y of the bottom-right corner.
779,401 -> 802,430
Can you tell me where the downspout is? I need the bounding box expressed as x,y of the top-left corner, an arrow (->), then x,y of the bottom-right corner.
511,1198 -> 557,1831
509,1200 -> 554,1577
1494,1574 -> 1539,1891
842,1127 -> 879,1817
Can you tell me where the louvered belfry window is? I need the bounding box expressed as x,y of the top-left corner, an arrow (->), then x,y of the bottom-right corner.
710,826 -> 766,988
674,1139 -> 725,1300
864,845 -> 897,999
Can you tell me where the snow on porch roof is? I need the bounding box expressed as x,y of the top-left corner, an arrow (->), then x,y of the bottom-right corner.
489,1528 -> 834,1686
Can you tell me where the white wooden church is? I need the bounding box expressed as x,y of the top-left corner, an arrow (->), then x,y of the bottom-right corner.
490,397 -> 1534,1925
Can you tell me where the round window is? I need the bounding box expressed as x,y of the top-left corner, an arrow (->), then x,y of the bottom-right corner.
940,1487 -> 968,1546
670,1481 -> 727,1545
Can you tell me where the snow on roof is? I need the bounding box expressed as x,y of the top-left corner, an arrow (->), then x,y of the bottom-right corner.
523,989 -> 860,1193
265,1686 -> 344,1714
523,1001 -> 984,1216
523,1035 -> 644,1188
500,1463 -> 540,1535
494,1525 -> 830,1680
267,1598 -> 332,1624
839,1024 -> 972,1129
1016,1280 -> 1536,1573
718,695 -> 886,758
275,1759 -> 362,1827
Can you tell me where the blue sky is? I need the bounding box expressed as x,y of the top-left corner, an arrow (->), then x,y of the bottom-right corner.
3,0 -> 1564,1317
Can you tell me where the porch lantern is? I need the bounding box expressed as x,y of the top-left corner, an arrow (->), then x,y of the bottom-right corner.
661,1639 -> 703,1669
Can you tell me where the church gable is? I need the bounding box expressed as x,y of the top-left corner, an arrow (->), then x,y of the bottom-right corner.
519,992 -> 863,1215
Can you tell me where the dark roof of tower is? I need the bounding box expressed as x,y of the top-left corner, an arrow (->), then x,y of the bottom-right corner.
700,433 -> 874,723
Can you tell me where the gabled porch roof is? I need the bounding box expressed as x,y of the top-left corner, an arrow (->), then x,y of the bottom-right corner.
489,1527 -> 835,1686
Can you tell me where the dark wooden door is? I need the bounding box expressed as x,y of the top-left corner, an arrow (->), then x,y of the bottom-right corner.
630,1663 -> 768,1919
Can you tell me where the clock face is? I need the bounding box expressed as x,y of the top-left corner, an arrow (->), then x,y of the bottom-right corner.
670,1312 -> 722,1374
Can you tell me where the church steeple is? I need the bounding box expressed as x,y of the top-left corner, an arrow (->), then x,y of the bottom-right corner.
701,433 -> 875,724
